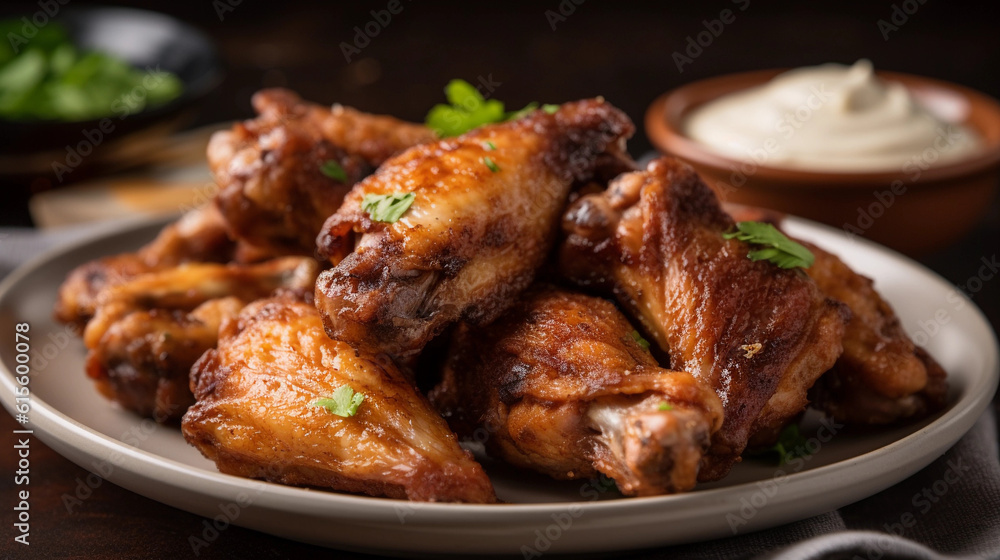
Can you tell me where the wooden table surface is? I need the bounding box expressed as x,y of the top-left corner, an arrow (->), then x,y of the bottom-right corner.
1,1 -> 998,558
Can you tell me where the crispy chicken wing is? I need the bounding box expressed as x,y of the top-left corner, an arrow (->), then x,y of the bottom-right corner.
182,295 -> 497,503
315,99 -> 635,359
207,88 -> 436,255
560,157 -> 848,480
804,243 -> 948,424
54,205 -> 238,329
433,287 -> 723,496
718,206 -> 948,423
84,257 -> 319,421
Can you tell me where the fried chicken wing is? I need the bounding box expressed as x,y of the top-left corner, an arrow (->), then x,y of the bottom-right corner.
560,157 -> 848,480
315,99 -> 635,359
432,287 -> 722,496
182,295 -> 497,503
717,206 -> 948,423
207,88 -> 436,255
84,257 -> 319,421
804,243 -> 947,424
54,205 -> 238,329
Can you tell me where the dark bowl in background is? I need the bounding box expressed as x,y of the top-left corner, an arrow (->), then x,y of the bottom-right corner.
0,6 -> 222,157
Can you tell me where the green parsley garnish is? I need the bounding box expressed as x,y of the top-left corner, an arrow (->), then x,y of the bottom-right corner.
320,160 -> 347,181
483,156 -> 500,173
483,141 -> 496,151
630,330 -> 651,351
424,79 -> 556,137
542,104 -> 560,114
658,402 -> 673,411
723,221 -> 814,269
754,423 -> 812,466
361,193 -> 415,223
313,385 -> 365,417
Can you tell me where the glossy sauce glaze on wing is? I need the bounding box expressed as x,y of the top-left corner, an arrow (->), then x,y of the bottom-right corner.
83,257 -> 319,422
315,99 -> 635,359
721,205 -> 949,424
208,88 -> 436,255
804,243 -> 947,424
182,295 -> 497,503
432,286 -> 723,496
560,157 -> 849,480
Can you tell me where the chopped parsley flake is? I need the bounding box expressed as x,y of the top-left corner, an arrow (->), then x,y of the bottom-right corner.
313,385 -> 365,417
361,193 -> 415,223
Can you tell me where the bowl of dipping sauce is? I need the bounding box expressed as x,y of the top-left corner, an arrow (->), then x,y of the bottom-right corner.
645,60 -> 1000,254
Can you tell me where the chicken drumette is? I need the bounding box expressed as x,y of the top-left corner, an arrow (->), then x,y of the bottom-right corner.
315,99 -> 635,359
804,243 -> 948,424
207,88 -> 436,255
724,206 -> 949,424
433,286 -> 723,496
182,295 -> 497,503
560,157 -> 849,481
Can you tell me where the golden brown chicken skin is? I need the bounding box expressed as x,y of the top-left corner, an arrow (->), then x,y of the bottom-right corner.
315,99 -> 635,359
84,257 -> 319,421
433,287 -> 723,496
182,295 -> 497,503
207,88 -> 436,255
804,243 -> 947,424
717,205 -> 948,423
560,157 -> 848,481
54,205 -> 238,330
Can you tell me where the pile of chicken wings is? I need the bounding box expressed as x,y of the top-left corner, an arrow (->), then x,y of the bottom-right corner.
55,89 -> 947,502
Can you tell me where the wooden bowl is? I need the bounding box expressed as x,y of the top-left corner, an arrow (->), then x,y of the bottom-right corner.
645,69 -> 1000,255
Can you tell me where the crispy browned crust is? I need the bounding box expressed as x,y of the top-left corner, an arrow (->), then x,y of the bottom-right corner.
315,99 -> 635,359
182,296 -> 497,503
560,157 -> 848,481
433,286 -> 723,496
805,243 -> 948,424
53,205 -> 239,330
207,88 -> 435,255
83,258 -> 319,422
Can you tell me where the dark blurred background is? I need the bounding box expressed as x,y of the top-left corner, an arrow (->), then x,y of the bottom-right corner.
3,0 -> 999,182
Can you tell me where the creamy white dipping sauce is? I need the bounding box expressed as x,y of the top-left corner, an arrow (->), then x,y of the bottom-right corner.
683,60 -> 982,172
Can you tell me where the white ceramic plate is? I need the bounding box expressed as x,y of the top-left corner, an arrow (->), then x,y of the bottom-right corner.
0,216 -> 997,557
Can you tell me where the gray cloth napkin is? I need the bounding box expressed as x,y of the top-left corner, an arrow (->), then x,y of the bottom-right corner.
2,224 -> 998,560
